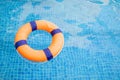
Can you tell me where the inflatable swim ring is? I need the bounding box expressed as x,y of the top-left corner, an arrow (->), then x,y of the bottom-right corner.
14,20 -> 64,62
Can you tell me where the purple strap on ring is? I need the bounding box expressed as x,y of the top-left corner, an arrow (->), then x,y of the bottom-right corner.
43,48 -> 53,60
15,40 -> 27,49
30,21 -> 37,31
51,29 -> 62,36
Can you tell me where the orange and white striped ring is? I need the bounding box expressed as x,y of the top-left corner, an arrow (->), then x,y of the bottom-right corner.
14,20 -> 64,62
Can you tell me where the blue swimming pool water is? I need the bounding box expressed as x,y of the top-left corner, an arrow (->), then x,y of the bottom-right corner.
0,0 -> 120,80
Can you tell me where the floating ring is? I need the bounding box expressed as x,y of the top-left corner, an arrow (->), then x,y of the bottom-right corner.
14,20 -> 64,62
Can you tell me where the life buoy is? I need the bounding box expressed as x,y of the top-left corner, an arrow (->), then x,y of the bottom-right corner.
14,20 -> 64,62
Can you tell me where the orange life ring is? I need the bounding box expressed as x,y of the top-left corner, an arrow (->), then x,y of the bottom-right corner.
14,20 -> 64,62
